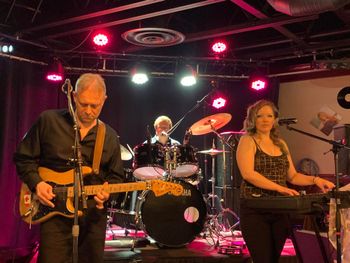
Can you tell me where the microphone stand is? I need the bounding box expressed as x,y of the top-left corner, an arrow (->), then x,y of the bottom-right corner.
167,80 -> 217,198
282,124 -> 350,263
62,79 -> 88,263
167,80 -> 217,135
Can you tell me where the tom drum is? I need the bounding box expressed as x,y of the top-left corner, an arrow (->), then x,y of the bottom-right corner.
132,143 -> 165,180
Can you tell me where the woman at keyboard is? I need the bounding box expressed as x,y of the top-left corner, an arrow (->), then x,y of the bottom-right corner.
236,99 -> 335,263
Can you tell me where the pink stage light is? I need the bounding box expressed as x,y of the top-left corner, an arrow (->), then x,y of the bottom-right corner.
211,41 -> 227,54
46,73 -> 63,82
93,33 -> 109,47
46,58 -> 64,82
212,97 -> 227,109
250,79 -> 267,91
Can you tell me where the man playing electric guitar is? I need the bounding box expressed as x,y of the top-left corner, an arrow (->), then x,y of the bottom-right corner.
14,73 -> 125,263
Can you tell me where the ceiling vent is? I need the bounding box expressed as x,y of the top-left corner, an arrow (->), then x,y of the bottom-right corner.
121,28 -> 185,47
267,0 -> 350,16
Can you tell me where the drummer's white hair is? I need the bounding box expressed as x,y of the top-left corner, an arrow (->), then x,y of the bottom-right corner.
154,115 -> 172,129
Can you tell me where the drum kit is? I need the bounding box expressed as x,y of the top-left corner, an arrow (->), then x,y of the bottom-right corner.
108,113 -> 240,248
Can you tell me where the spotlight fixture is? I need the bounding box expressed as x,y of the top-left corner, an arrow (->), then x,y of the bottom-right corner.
179,65 -> 197,87
248,70 -> 269,91
92,32 -> 109,47
130,64 -> 149,85
0,44 -> 14,53
212,97 -> 227,109
211,41 -> 227,54
46,58 -> 64,82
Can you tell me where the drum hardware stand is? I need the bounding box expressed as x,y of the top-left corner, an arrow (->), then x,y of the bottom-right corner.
210,127 -> 240,231
107,200 -> 116,230
207,140 -> 219,215
201,140 -> 238,248
164,145 -> 178,179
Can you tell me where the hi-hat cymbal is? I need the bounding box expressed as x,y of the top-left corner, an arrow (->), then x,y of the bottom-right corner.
190,113 -> 232,135
120,144 -> 132,161
197,148 -> 228,155
220,130 -> 245,135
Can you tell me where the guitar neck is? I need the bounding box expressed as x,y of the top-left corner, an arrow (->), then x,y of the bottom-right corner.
67,181 -> 147,197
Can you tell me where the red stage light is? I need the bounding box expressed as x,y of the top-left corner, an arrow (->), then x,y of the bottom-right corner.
93,33 -> 109,47
212,97 -> 227,109
46,73 -> 63,82
251,79 -> 267,91
211,41 -> 227,53
46,58 -> 64,82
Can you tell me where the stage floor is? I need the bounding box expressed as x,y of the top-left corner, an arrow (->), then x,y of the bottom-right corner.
103,226 -> 298,263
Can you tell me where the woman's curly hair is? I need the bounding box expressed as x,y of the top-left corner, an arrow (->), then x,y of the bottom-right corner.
243,99 -> 287,154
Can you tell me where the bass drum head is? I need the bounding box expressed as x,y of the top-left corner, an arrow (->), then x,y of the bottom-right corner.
138,181 -> 207,247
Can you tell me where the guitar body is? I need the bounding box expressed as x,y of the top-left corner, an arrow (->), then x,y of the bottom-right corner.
19,167 -> 91,224
19,167 -> 183,225
19,181 -> 82,224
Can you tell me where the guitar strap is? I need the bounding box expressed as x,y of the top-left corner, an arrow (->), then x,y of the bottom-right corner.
92,119 -> 106,175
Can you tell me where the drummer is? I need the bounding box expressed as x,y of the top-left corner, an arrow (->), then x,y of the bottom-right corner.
146,115 -> 180,146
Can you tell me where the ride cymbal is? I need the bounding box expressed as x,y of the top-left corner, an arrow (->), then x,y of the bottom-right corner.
190,113 -> 232,135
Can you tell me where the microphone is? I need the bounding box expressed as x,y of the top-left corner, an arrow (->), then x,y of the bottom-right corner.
160,131 -> 168,137
183,129 -> 192,145
278,118 -> 298,125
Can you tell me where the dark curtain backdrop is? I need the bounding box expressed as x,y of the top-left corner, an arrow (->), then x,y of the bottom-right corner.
0,59 -> 279,261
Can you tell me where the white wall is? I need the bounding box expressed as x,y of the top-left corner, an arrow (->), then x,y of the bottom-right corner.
278,75 -> 350,174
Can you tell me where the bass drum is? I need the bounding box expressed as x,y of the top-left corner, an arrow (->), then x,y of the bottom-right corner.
136,181 -> 207,247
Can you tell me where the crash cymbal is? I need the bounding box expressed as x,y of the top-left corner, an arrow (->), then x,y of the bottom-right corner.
120,144 -> 132,161
190,113 -> 232,135
197,148 -> 228,155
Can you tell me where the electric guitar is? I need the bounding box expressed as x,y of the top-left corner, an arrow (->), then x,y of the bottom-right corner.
19,166 -> 183,225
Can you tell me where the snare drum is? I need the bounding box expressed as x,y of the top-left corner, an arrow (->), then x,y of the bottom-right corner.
135,181 -> 207,247
132,143 -> 165,180
171,145 -> 198,178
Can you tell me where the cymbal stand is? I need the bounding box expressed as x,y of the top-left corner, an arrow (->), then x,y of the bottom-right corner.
203,141 -> 230,247
106,200 -> 117,240
207,140 -> 219,214
210,126 -> 240,232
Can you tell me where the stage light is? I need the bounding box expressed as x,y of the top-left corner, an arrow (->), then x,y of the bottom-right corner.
46,58 -> 64,82
248,70 -> 269,91
130,64 -> 149,85
212,97 -> 227,109
179,65 -> 197,87
92,32 -> 109,47
211,41 -> 227,54
250,79 -> 267,91
1,44 -> 14,53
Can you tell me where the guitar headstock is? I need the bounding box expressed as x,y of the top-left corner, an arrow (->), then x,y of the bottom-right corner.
150,180 -> 184,197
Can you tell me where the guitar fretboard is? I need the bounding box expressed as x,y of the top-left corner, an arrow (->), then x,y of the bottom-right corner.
67,182 -> 148,197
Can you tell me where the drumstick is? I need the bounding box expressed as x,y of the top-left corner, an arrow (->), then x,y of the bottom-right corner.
126,144 -> 135,157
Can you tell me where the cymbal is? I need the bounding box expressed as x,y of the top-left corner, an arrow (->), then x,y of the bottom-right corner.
120,144 -> 132,161
197,148 -> 228,155
190,113 -> 232,135
220,130 -> 245,135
